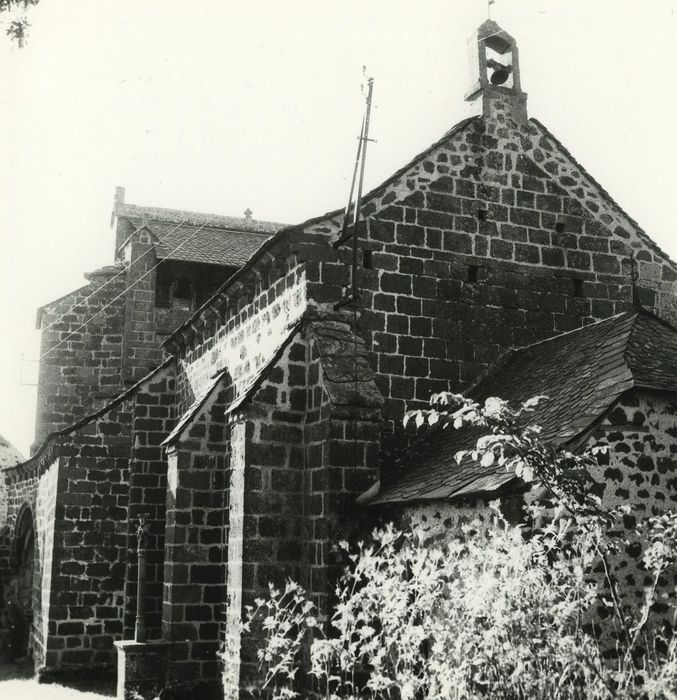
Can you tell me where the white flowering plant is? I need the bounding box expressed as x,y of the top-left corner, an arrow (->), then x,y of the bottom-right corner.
244,394 -> 677,699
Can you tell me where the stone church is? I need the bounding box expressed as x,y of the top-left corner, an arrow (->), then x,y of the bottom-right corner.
1,19 -> 676,700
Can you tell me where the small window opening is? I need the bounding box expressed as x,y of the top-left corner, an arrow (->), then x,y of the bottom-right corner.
174,278 -> 192,299
573,278 -> 584,298
467,265 -> 479,283
555,221 -> 566,234
173,278 -> 194,311
477,209 -> 487,222
363,250 -> 373,269
156,278 -> 171,309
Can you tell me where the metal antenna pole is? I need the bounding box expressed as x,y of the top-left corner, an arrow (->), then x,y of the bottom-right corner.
351,72 -> 374,302
333,69 -> 375,310
339,115 -> 366,245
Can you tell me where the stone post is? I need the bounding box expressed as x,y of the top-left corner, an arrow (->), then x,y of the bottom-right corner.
135,518 -> 150,643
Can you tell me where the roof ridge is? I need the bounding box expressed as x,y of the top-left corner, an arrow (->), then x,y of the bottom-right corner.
163,115 -> 481,350
632,305 -> 677,334
5,357 -> 175,476
509,312 -> 636,353
116,202 -> 286,232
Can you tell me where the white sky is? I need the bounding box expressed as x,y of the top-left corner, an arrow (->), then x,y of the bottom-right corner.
0,0 -> 676,455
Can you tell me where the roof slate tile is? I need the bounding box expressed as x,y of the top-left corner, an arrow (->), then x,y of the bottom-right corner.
373,310 -> 677,505
117,203 -> 286,268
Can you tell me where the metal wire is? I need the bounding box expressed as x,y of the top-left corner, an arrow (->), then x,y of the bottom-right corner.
39,219 -> 214,361
38,216 -> 190,337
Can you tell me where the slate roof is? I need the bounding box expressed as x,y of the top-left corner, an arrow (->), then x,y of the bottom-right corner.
373,310 -> 677,504
143,221 -> 271,267
115,203 -> 286,268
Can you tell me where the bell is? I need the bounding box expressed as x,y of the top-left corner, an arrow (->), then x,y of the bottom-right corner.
490,67 -> 510,85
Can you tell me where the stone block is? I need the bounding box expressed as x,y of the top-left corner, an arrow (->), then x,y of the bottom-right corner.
115,640 -> 170,700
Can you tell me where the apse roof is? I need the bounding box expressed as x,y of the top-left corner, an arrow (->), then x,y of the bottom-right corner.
373,309 -> 677,504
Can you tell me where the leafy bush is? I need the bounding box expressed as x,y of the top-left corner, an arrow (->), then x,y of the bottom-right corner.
244,394 -> 677,699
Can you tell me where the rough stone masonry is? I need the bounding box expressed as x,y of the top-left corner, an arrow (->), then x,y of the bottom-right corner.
0,18 -> 676,700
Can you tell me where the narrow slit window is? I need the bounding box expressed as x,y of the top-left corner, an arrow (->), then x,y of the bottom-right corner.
555,221 -> 566,234
467,265 -> 479,283
477,209 -> 487,222
573,278 -> 584,297
363,250 -> 373,269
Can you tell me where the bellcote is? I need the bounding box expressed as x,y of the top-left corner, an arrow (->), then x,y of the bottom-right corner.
465,20 -> 528,124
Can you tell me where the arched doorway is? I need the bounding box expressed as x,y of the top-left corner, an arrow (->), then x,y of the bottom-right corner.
7,505 -> 35,660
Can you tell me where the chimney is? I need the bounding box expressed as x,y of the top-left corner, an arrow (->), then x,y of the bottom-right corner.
111,185 -> 126,227
112,186 -> 128,260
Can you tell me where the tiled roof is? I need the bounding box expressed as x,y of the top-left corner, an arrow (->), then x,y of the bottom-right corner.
145,221 -> 271,267
116,203 -> 284,234
0,434 -> 24,470
116,202 -> 286,268
373,310 -> 677,504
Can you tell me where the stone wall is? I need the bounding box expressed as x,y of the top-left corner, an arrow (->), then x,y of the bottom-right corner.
35,267 -> 126,448
303,344 -> 334,618
39,398 -> 133,674
124,362 -> 177,641
170,99 -> 677,472
222,328 -> 381,697
391,388 -> 677,652
223,339 -> 309,696
34,231 -> 230,454
0,474 -> 8,528
399,499 -> 502,542
2,392 -> 135,676
588,389 -> 677,634
122,230 -> 162,385
162,384 -> 229,687
6,359 -> 183,678
222,420 -> 246,699
1,460 -> 59,669
174,254 -> 307,415
34,461 -> 58,669
286,109 -> 677,454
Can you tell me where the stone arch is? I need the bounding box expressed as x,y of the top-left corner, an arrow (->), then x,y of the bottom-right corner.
7,503 -> 35,659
